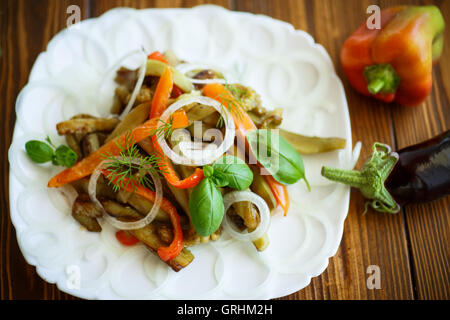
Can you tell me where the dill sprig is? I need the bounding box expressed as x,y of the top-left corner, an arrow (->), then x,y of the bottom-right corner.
102,131 -> 163,193
148,117 -> 175,140
215,81 -> 246,128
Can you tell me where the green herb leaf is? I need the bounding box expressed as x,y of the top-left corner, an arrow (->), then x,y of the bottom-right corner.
188,178 -> 224,237
25,137 -> 78,168
246,129 -> 310,188
52,145 -> 78,167
210,155 -> 253,190
25,140 -> 54,163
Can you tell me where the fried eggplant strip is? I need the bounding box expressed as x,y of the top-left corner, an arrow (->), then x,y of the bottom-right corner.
131,224 -> 194,272
72,194 -> 102,232
57,118 -> 120,135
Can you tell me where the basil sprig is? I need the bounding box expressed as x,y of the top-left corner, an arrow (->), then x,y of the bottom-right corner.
246,129 -> 310,189
203,155 -> 253,190
189,155 -> 254,236
25,137 -> 77,168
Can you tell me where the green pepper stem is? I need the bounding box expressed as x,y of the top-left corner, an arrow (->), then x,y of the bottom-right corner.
363,64 -> 400,95
367,79 -> 385,95
321,143 -> 401,214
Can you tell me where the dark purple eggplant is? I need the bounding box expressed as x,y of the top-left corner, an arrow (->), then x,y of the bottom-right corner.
321,130 -> 450,213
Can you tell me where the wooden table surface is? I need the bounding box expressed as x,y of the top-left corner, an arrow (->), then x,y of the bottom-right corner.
1,0 -> 448,300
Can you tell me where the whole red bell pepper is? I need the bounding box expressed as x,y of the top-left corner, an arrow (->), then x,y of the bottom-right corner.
341,6 -> 445,106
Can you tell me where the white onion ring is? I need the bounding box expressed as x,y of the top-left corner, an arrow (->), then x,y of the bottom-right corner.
222,191 -> 271,242
157,96 -> 235,166
88,157 -> 162,230
176,63 -> 227,85
97,49 -> 145,116
119,53 -> 148,120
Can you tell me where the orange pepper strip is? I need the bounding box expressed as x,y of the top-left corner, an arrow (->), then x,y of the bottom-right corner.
147,51 -> 169,64
115,230 -> 139,246
150,66 -> 173,119
47,110 -> 189,188
150,64 -> 204,189
102,170 -> 183,261
202,83 -> 290,215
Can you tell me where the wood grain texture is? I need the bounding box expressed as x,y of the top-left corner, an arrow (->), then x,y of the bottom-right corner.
1,0 -> 448,300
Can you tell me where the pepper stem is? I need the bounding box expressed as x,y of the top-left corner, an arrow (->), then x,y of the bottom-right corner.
363,64 -> 400,95
321,143 -> 401,214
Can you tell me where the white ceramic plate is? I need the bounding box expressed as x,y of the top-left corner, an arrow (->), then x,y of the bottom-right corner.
8,5 -> 356,299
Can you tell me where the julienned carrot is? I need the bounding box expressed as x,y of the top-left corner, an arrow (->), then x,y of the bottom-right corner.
202,83 -> 290,215
103,169 -> 183,261
47,110 -> 189,188
147,51 -> 169,64
150,64 -> 204,189
150,66 -> 173,119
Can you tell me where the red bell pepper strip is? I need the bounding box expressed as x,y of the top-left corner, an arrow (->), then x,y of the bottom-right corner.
202,83 -> 290,215
150,66 -> 173,119
150,63 -> 204,189
171,84 -> 183,99
341,5 -> 445,106
103,170 -> 183,261
47,110 -> 189,188
115,230 -> 140,246
147,51 -> 169,64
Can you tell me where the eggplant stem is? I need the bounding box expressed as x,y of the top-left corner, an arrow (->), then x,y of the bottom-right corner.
321,142 -> 400,214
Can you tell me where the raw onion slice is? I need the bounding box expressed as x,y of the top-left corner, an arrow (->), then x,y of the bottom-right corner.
222,191 -> 271,242
176,63 -> 227,85
119,53 -> 148,120
157,96 -> 235,166
88,157 -> 162,230
97,49 -> 145,116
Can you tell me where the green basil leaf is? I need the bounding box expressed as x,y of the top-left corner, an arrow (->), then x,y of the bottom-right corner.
53,145 -> 78,167
189,178 -> 224,236
211,155 -> 253,190
210,172 -> 229,188
246,129 -> 310,188
25,140 -> 54,163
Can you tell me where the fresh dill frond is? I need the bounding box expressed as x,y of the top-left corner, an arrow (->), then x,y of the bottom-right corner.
214,81 -> 246,127
102,130 -> 163,193
148,117 -> 175,140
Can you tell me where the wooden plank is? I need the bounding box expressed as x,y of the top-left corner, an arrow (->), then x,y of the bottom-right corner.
90,0 -> 231,16
0,0 -> 87,300
389,0 -> 450,300
234,0 -> 414,299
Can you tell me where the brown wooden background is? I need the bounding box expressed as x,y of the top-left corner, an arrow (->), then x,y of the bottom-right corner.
1,0 -> 449,300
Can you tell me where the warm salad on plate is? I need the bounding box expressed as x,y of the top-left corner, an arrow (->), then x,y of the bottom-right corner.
25,50 -> 346,271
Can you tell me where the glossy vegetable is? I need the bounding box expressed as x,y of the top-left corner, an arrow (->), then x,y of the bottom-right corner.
202,83 -> 291,214
103,170 -> 183,261
247,129 -> 310,188
150,66 -> 173,119
145,59 -> 194,92
26,137 -> 78,168
188,178 -> 224,237
130,224 -> 194,272
56,117 -> 120,135
148,68 -> 206,189
147,51 -> 169,64
47,110 -> 188,188
322,130 -> 450,213
341,6 -> 445,106
278,128 -> 346,154
115,230 -> 140,246
204,155 -> 253,190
